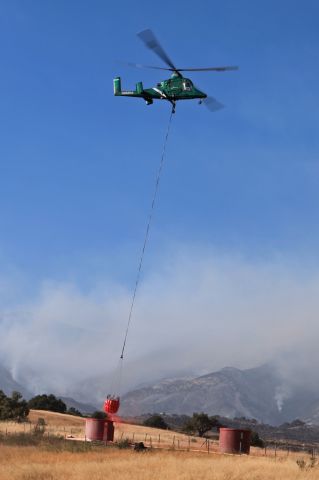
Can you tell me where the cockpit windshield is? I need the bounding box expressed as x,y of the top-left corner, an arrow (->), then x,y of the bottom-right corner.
183,80 -> 192,91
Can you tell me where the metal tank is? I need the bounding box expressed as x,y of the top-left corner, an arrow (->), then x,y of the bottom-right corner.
219,428 -> 251,454
85,418 -> 106,441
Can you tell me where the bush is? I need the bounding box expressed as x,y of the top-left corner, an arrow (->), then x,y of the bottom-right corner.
116,438 -> 131,449
90,411 -> 107,419
34,417 -> 46,435
250,431 -> 265,448
0,390 -> 29,421
67,407 -> 83,417
28,394 -> 67,413
143,415 -> 168,430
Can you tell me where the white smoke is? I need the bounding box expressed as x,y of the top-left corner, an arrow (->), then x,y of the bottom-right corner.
1,246 -> 319,400
274,385 -> 292,412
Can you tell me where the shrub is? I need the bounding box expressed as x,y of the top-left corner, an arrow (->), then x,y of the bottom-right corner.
67,407 -> 83,417
28,394 -> 66,413
0,390 -> 29,421
116,438 -> 131,449
250,431 -> 265,448
90,411 -> 107,419
34,417 -> 46,434
143,415 -> 168,430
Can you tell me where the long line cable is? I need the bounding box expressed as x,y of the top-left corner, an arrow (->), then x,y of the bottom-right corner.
119,107 -> 174,362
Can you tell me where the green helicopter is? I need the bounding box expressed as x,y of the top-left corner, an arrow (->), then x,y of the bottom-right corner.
114,29 -> 238,113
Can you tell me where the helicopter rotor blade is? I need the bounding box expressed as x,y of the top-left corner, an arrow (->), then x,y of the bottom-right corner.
126,62 -> 172,71
178,66 -> 239,72
203,95 -> 224,112
137,29 -> 178,72
122,61 -> 239,73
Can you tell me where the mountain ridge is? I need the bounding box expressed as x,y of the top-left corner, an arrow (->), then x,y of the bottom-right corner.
2,363 -> 319,425
120,364 -> 319,425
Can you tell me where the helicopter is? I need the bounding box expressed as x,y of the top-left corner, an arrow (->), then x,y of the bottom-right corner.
114,29 -> 238,113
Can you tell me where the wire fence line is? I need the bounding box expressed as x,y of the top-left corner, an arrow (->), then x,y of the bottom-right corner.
0,420 -> 318,458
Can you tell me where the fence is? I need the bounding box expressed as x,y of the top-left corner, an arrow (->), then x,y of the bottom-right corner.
113,428 -> 218,453
0,420 -> 318,459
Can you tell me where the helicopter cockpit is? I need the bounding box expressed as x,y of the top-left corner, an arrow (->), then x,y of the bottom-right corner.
182,80 -> 193,91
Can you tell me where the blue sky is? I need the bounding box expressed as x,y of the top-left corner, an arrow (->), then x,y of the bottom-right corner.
1,1 -> 319,393
1,0 -> 319,291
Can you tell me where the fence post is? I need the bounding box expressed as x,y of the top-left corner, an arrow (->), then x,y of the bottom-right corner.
158,434 -> 160,445
132,433 -> 135,442
208,440 -> 210,454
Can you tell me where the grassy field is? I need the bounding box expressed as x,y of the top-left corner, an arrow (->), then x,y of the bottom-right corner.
0,444 -> 318,480
0,411 -> 318,479
0,410 -> 207,451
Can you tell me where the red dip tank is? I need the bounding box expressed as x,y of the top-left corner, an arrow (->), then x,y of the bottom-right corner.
85,418 -> 106,441
219,428 -> 251,454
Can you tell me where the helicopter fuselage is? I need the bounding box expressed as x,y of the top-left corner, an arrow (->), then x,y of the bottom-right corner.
114,73 -> 207,109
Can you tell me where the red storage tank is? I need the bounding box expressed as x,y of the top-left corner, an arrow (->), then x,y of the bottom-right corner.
105,421 -> 114,442
219,428 -> 251,454
85,418 -> 106,441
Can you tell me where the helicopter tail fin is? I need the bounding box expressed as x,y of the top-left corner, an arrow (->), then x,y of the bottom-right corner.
113,77 -> 122,95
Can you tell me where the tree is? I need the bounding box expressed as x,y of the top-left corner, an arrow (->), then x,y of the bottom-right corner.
143,415 -> 168,430
183,413 -> 220,437
250,431 -> 265,448
67,407 -> 83,417
9,391 -> 29,421
0,390 -> 29,421
28,394 -> 67,413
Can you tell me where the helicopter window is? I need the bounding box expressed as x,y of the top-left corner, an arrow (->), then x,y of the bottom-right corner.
183,80 -> 192,91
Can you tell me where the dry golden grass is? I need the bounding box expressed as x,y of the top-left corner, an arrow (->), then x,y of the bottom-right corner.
1,411 -> 318,479
0,411 -> 204,450
0,444 -> 318,480
0,410 -> 85,438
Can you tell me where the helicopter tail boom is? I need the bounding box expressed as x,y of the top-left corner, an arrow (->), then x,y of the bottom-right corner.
113,77 -> 146,98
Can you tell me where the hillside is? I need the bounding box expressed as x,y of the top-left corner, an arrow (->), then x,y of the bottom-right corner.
120,365 -> 319,425
0,365 -> 97,414
3,363 -> 319,426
